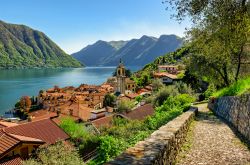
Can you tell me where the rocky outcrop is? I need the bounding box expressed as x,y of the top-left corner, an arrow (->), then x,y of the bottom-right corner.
208,94 -> 250,141
106,107 -> 198,165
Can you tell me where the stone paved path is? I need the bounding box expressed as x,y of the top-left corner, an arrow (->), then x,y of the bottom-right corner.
177,104 -> 250,165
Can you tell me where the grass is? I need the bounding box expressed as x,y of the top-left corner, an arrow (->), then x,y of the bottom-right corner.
212,77 -> 250,98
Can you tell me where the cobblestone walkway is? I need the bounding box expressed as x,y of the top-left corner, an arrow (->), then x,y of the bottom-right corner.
177,104 -> 250,165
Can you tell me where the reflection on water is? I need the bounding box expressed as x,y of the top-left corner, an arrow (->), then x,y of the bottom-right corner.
0,66 -> 142,114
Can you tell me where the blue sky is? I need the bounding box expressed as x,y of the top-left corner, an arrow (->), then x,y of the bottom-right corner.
0,0 -> 190,54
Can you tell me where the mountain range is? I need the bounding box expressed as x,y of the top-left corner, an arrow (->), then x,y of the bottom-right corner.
72,34 -> 183,66
0,20 -> 82,68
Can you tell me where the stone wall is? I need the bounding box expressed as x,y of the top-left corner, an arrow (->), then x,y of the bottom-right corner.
106,107 -> 198,165
208,94 -> 250,141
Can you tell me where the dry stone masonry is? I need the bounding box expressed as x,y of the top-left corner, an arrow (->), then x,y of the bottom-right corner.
208,94 -> 250,142
106,107 -> 198,165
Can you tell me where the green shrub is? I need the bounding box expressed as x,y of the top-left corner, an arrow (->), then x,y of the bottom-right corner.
204,83 -> 216,99
151,79 -> 164,91
117,100 -> 135,113
23,141 -> 84,165
146,94 -> 195,130
154,86 -> 179,106
103,94 -> 116,107
175,82 -> 194,95
213,77 -> 250,97
59,117 -> 97,146
135,95 -> 143,102
88,136 -> 127,165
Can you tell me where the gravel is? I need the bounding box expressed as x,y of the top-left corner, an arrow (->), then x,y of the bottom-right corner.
177,104 -> 250,165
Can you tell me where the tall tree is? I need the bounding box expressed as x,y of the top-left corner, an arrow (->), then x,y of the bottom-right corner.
164,0 -> 250,86
20,96 -> 32,112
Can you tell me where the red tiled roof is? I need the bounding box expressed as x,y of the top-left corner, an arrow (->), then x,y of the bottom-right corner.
0,134 -> 19,156
144,85 -> 153,91
0,122 -> 18,128
0,124 -> 6,129
153,72 -> 178,79
125,93 -> 139,99
4,119 -> 69,145
137,88 -> 151,95
29,110 -> 58,122
8,134 -> 43,143
0,155 -> 22,165
158,65 -> 178,68
122,104 -> 154,120
91,115 -> 114,128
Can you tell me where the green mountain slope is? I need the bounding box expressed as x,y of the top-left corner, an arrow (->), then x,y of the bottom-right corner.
138,46 -> 190,73
0,21 -> 82,68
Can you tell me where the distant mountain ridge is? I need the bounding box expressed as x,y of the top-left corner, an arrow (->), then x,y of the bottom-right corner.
72,34 -> 183,66
0,20 -> 82,68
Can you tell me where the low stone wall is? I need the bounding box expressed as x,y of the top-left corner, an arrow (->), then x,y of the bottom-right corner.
208,94 -> 250,141
106,107 -> 198,165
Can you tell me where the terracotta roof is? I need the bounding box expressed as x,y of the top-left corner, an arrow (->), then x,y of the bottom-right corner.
153,72 -> 178,79
4,119 -> 69,145
0,124 -> 6,129
0,122 -> 18,128
125,93 -> 139,99
0,134 -> 19,156
137,88 -> 151,95
122,104 -> 154,120
91,115 -> 114,128
0,155 -> 22,165
8,134 -> 43,143
144,85 -> 153,91
59,102 -> 93,119
29,110 -> 58,122
158,65 -> 178,68
79,106 -> 93,121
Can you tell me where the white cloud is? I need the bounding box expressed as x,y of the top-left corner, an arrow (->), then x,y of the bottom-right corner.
58,21 -> 189,54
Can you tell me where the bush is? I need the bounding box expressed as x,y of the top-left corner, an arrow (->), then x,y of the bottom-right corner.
154,86 -> 179,106
59,117 -> 97,146
146,94 -> 195,130
151,79 -> 164,91
212,77 -> 250,98
175,81 -> 194,95
88,136 -> 127,165
135,95 -> 143,102
23,141 -> 84,165
103,94 -> 116,107
204,83 -> 216,99
117,100 -> 135,113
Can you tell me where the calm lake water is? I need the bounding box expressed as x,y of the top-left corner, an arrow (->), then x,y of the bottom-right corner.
0,66 -> 142,115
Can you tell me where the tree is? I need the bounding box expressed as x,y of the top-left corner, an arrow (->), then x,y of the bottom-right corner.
23,141 -> 84,165
103,94 -> 116,107
151,79 -> 164,91
154,86 -> 179,106
117,100 -> 135,113
164,0 -> 250,86
20,96 -> 32,112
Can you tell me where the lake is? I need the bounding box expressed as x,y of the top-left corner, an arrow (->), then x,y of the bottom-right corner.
0,66 -> 142,115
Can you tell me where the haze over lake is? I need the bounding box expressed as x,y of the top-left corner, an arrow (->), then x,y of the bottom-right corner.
0,66 -> 141,115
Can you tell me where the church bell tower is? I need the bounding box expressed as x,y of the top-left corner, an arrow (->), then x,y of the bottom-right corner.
116,59 -> 126,94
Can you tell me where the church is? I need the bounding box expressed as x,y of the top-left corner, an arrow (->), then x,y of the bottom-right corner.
115,60 -> 136,95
